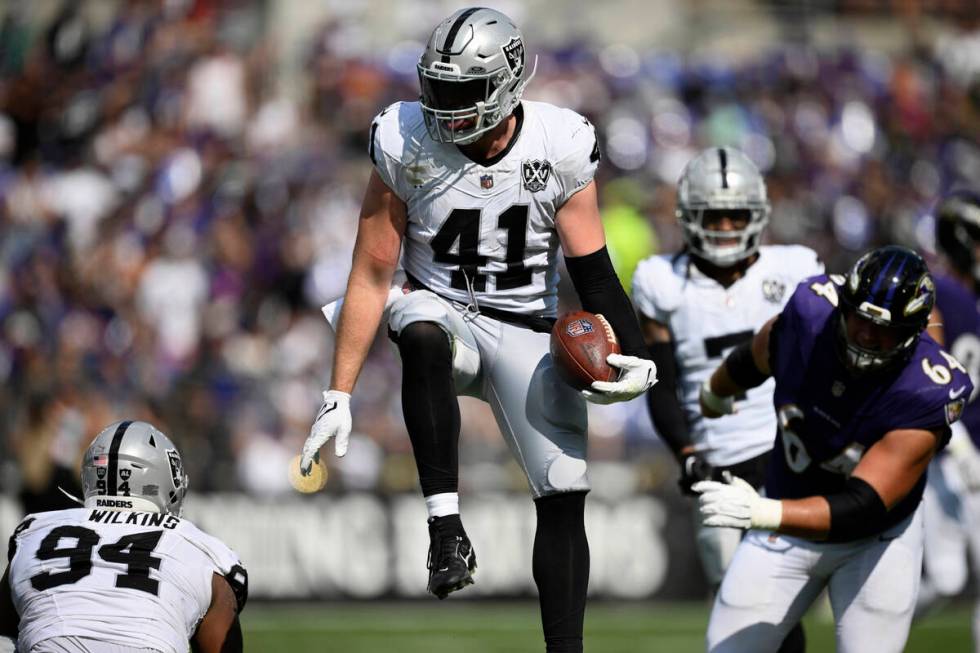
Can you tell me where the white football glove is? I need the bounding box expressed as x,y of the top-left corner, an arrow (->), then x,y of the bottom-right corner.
581,353 -> 657,405
693,475 -> 782,531
300,390 -> 352,473
948,422 -> 980,492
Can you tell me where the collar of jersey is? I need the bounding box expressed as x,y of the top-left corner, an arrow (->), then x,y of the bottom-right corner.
456,103 -> 525,168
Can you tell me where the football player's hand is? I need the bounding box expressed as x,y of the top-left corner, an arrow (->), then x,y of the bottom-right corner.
948,423 -> 980,491
693,475 -> 782,530
699,379 -> 735,418
678,453 -> 716,496
582,354 -> 657,405
301,390 -> 352,473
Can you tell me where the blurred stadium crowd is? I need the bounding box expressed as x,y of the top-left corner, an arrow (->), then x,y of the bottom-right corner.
0,0 -> 977,505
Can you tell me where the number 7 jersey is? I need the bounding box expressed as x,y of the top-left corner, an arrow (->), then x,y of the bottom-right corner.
7,508 -> 247,653
370,100 -> 600,316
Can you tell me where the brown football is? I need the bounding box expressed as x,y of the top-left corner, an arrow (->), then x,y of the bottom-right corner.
550,311 -> 621,391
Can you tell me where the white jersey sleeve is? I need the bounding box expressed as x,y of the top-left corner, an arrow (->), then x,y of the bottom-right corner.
632,255 -> 684,324
369,102 -> 412,200
7,509 -> 246,653
551,111 -> 600,206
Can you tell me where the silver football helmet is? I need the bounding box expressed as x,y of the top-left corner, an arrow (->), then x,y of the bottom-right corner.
676,147 -> 771,266
82,420 -> 189,516
417,7 -> 536,144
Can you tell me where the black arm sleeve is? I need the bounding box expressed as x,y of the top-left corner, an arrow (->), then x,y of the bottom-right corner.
564,247 -> 647,358
645,341 -> 692,459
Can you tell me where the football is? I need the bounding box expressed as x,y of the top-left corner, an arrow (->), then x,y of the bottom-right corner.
550,311 -> 621,390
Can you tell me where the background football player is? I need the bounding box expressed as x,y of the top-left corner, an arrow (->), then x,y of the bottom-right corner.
916,190 -> 980,651
632,146 -> 820,651
299,8 -> 655,653
693,246 -> 971,652
0,420 -> 247,653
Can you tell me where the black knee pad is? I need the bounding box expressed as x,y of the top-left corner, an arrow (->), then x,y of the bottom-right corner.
396,322 -> 452,367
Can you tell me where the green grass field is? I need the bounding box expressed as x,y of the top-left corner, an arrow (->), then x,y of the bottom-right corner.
242,601 -> 974,652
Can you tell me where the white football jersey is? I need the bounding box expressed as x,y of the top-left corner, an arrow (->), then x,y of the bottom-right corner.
8,508 -> 246,653
633,245 -> 824,466
370,100 -> 599,316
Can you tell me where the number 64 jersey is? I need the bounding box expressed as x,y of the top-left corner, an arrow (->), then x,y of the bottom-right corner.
370,100 -> 599,316
7,508 -> 247,653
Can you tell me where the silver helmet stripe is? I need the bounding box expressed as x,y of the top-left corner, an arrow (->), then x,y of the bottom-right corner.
106,420 -> 133,496
441,7 -> 480,61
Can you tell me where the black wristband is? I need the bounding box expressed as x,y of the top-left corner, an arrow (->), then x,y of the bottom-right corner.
564,247 -> 647,358
825,476 -> 887,542
724,341 -> 769,389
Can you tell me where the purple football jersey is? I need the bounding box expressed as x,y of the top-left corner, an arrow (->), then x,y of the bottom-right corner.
766,274 -> 973,537
933,273 -> 980,446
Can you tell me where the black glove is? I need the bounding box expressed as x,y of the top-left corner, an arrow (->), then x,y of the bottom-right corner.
678,453 -> 718,496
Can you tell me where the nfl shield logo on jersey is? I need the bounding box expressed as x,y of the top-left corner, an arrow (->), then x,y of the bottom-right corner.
566,319 -> 594,337
522,160 -> 552,192
480,174 -> 494,189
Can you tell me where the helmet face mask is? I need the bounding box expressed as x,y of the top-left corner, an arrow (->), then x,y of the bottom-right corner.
82,420 -> 189,516
417,8 -> 535,145
836,246 -> 935,375
676,147 -> 771,267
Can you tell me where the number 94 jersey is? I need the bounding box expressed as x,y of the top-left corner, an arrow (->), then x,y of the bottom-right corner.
370,100 -> 600,316
7,508 -> 247,653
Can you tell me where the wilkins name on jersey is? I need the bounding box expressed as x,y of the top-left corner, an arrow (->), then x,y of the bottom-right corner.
8,508 -> 246,653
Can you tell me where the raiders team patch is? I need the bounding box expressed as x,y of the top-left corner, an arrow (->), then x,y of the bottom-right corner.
947,397 -> 966,424
522,159 -> 552,192
566,319 -> 594,337
167,449 -> 184,488
762,279 -> 786,304
501,36 -> 525,77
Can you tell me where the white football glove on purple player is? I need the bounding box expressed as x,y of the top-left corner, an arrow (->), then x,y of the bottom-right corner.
300,390 -> 352,473
693,475 -> 783,530
581,353 -> 657,405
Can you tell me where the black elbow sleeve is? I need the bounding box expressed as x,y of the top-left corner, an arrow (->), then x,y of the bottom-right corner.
825,477 -> 888,542
564,247 -> 647,358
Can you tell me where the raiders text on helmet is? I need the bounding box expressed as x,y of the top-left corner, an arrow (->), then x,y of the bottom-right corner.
417,7 -> 536,144
837,246 -> 935,374
676,147 -> 771,266
82,420 -> 189,516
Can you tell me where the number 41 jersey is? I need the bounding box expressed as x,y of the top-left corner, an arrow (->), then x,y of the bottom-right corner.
370,100 -> 599,316
8,508 -> 247,653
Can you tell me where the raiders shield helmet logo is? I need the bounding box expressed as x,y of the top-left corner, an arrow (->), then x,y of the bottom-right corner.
522,159 -> 552,192
501,36 -> 524,77
166,449 -> 184,489
762,279 -> 786,304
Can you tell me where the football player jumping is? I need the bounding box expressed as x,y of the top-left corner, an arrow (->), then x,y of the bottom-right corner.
299,8 -> 654,652
632,147 -> 821,652
917,190 -> 980,650
0,421 -> 247,653
694,246 -> 972,652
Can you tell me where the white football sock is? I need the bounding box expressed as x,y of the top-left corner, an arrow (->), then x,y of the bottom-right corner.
425,492 -> 459,519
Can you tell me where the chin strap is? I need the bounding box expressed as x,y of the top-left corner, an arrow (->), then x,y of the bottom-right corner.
57,486 -> 84,506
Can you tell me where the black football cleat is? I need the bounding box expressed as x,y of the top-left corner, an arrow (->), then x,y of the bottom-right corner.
426,515 -> 477,599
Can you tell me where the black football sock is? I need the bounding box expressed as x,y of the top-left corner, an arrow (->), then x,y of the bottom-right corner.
396,322 -> 461,497
533,491 -> 589,653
